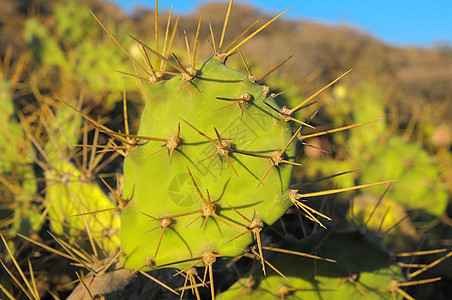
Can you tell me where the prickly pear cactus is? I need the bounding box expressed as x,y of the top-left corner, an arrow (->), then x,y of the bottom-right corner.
53,1 -> 100,48
45,160 -> 121,252
348,85 -> 448,216
23,1 -> 136,97
43,103 -> 120,253
358,135 -> 448,216
218,229 -> 405,299
0,78 -> 39,236
303,84 -> 448,217
121,56 -> 297,270
104,3 -> 403,298
3,2 -> 451,300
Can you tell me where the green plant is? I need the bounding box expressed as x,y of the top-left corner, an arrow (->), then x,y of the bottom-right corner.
23,1 -> 138,104
2,1 -> 450,299
0,52 -> 39,238
218,229 -> 405,300
86,3 -> 409,299
120,55 -> 299,270
305,84 -> 448,217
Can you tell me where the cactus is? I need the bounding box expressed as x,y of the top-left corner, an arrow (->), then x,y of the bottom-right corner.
23,18 -> 68,69
53,1 -> 100,48
349,85 -> 448,217
44,160 -> 121,253
303,84 -> 448,217
120,55 -> 298,270
217,229 -> 406,299
40,100 -> 121,253
0,65 -> 39,237
358,135 -> 448,216
2,1 -> 450,299
23,1 -> 137,100
86,3 -> 401,299
115,6 -> 368,276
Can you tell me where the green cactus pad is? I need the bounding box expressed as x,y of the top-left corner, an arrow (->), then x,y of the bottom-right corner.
121,57 -> 297,270
359,135 -> 448,216
218,229 -> 405,299
45,161 -> 120,253
0,79 -> 38,235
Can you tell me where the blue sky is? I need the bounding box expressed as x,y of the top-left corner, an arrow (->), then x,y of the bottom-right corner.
110,0 -> 452,48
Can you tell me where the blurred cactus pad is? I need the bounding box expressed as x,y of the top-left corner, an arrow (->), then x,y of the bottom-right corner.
23,1 -> 137,97
305,84 -> 448,217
